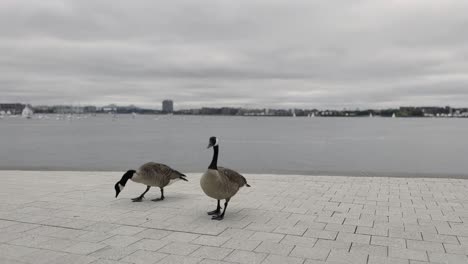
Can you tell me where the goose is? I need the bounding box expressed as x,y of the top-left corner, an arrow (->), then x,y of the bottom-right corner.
114,162 -> 188,202
200,136 -> 251,220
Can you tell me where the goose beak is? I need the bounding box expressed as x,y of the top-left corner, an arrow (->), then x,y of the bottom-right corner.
207,143 -> 213,149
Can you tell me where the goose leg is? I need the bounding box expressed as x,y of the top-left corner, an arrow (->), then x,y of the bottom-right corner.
207,200 -> 221,215
152,187 -> 165,201
132,186 -> 150,202
212,198 -> 229,220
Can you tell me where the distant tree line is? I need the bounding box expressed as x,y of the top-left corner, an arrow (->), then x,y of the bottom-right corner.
1,103 -> 467,117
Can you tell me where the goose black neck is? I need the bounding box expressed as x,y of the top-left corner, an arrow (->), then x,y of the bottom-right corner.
120,170 -> 135,186
208,145 -> 219,170
120,176 -> 130,186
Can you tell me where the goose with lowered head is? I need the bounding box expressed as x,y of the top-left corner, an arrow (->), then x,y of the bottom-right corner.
115,162 -> 187,202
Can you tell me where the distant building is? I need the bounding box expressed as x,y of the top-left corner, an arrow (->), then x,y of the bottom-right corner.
33,105 -> 54,113
102,104 -> 118,113
83,106 -> 97,113
162,100 -> 174,113
54,105 -> 73,114
0,103 -> 25,115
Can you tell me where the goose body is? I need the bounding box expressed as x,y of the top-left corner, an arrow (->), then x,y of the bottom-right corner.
200,167 -> 249,200
200,136 -> 250,220
133,162 -> 186,188
114,162 -> 187,202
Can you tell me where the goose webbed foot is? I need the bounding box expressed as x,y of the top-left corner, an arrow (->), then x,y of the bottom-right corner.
210,199 -> 229,221
207,209 -> 221,215
208,199 -> 222,215
211,214 -> 224,220
132,186 -> 150,202
152,188 -> 165,202
131,196 -> 144,202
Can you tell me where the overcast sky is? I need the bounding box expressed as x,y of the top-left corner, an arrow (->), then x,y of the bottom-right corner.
1,0 -> 467,109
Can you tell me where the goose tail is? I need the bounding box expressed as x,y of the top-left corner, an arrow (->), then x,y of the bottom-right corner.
171,168 -> 188,181
178,171 -> 188,181
180,175 -> 188,182
241,175 -> 251,187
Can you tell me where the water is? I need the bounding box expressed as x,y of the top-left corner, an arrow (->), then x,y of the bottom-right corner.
1,114 -> 467,178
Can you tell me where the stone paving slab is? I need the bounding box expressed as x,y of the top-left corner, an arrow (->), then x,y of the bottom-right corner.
1,171 -> 468,264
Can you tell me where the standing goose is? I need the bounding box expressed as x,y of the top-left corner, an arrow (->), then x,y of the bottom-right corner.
200,136 -> 251,220
114,162 -> 188,202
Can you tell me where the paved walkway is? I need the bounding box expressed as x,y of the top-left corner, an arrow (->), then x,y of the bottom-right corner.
1,171 -> 468,264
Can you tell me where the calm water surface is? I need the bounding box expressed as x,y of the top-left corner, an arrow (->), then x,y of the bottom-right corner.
1,115 -> 467,177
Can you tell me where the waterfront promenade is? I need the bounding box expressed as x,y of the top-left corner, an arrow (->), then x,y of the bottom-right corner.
1,171 -> 468,264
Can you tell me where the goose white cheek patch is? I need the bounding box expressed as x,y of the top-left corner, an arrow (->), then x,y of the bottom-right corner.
119,183 -> 125,191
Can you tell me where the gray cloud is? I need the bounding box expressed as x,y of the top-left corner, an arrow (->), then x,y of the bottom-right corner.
1,0 -> 468,109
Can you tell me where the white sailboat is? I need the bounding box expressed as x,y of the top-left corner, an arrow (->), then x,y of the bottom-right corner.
369,112 -> 373,117
21,106 -> 34,119
392,113 -> 396,118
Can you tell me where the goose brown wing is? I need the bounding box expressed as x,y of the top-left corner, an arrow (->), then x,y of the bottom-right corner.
140,162 -> 185,180
218,167 -> 249,187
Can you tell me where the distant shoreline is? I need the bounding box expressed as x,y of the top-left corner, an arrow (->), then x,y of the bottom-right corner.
1,167 -> 467,179
2,113 -> 468,119
2,103 -> 467,118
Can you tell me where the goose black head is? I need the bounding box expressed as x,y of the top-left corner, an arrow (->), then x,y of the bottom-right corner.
114,170 -> 136,198
207,136 -> 219,149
